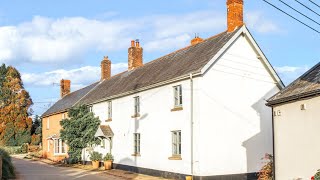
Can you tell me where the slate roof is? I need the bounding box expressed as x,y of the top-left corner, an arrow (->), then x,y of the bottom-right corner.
77,30 -> 238,105
42,82 -> 99,117
267,62 -> 320,106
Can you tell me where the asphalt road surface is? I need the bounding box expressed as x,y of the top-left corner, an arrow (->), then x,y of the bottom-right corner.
12,158 -> 124,180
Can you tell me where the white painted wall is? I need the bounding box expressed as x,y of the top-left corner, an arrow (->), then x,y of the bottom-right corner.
274,96 -> 320,180
196,34 -> 279,176
86,79 -> 195,175
84,33 -> 280,177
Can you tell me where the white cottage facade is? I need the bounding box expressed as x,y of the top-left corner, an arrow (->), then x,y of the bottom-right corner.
78,25 -> 283,179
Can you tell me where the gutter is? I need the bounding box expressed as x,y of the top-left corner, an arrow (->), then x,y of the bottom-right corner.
189,73 -> 194,179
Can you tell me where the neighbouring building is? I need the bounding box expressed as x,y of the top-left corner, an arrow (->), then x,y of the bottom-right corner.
41,80 -> 98,161
70,0 -> 284,179
267,63 -> 320,180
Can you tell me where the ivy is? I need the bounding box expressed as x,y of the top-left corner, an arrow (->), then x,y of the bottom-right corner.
60,105 -> 101,163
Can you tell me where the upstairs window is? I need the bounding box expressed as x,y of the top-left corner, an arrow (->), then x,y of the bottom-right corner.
89,106 -> 93,112
134,96 -> 140,116
107,101 -> 112,120
173,85 -> 183,107
46,118 -> 50,130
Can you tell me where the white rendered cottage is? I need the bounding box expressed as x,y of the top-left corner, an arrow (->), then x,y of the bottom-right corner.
267,63 -> 320,180
76,0 -> 284,179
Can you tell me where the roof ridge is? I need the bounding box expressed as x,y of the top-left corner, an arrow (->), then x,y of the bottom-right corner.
130,31 -> 228,69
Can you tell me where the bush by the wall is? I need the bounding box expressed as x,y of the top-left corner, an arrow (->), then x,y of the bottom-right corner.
0,148 -> 15,180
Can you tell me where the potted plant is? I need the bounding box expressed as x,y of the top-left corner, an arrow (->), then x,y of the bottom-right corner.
90,151 -> 102,169
103,153 -> 114,170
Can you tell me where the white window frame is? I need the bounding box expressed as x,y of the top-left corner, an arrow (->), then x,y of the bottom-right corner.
107,101 -> 112,119
47,140 -> 50,152
172,131 -> 181,156
89,106 -> 93,112
62,113 -> 65,119
173,85 -> 183,107
46,118 -> 50,130
133,133 -> 141,155
134,96 -> 140,116
53,139 -> 66,155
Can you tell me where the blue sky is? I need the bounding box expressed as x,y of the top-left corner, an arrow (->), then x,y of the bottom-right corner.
0,0 -> 319,115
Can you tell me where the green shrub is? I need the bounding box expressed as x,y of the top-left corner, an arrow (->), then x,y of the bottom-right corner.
90,151 -> 102,161
0,148 -> 15,180
103,153 -> 114,161
1,146 -> 22,155
314,170 -> 320,180
20,143 -> 28,153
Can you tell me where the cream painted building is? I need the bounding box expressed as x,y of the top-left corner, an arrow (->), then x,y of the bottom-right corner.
268,63 -> 320,180
75,1 -> 284,178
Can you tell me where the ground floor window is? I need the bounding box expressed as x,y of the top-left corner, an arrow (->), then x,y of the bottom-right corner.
133,133 -> 140,155
172,131 -> 181,156
54,139 -> 66,154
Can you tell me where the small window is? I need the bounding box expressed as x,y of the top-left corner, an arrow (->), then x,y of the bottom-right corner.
54,139 -> 66,154
134,96 -> 140,116
101,139 -> 106,148
172,131 -> 181,156
47,140 -> 50,152
107,101 -> 112,119
173,85 -> 183,107
62,113 -> 65,119
301,104 -> 307,110
134,133 -> 141,155
89,106 -> 93,112
47,118 -> 50,130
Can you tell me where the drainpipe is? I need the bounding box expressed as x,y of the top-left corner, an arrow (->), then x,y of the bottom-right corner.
190,73 -> 194,179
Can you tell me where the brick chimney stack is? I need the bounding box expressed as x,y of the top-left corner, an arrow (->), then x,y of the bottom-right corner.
101,56 -> 111,80
128,39 -> 143,70
60,79 -> 71,98
227,0 -> 244,32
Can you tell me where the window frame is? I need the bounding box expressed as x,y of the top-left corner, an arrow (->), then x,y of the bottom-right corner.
133,133 -> 141,155
107,101 -> 112,120
46,118 -> 50,130
173,85 -> 183,107
134,96 -> 140,116
171,130 -> 181,156
53,139 -> 66,155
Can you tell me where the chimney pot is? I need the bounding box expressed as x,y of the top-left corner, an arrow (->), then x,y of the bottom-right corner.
227,0 -> 244,32
131,40 -> 135,47
60,79 -> 71,98
191,36 -> 204,45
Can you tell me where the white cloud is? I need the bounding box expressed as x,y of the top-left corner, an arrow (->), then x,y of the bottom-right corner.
275,66 -> 309,85
0,10 -> 278,66
245,11 -> 280,33
21,63 -> 127,89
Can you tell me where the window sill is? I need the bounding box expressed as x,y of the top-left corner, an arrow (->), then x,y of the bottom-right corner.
105,118 -> 112,122
54,153 -> 67,156
171,107 -> 183,112
168,155 -> 182,160
131,153 -> 141,157
131,114 -> 140,118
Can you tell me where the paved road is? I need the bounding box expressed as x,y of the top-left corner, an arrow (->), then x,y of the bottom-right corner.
12,158 -> 124,180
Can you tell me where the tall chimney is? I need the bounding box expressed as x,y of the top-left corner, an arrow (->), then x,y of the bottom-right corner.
60,79 -> 71,98
227,0 -> 244,32
101,56 -> 111,80
128,39 -> 143,70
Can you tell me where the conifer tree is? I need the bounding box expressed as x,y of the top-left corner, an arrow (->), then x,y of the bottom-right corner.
0,64 -> 33,146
